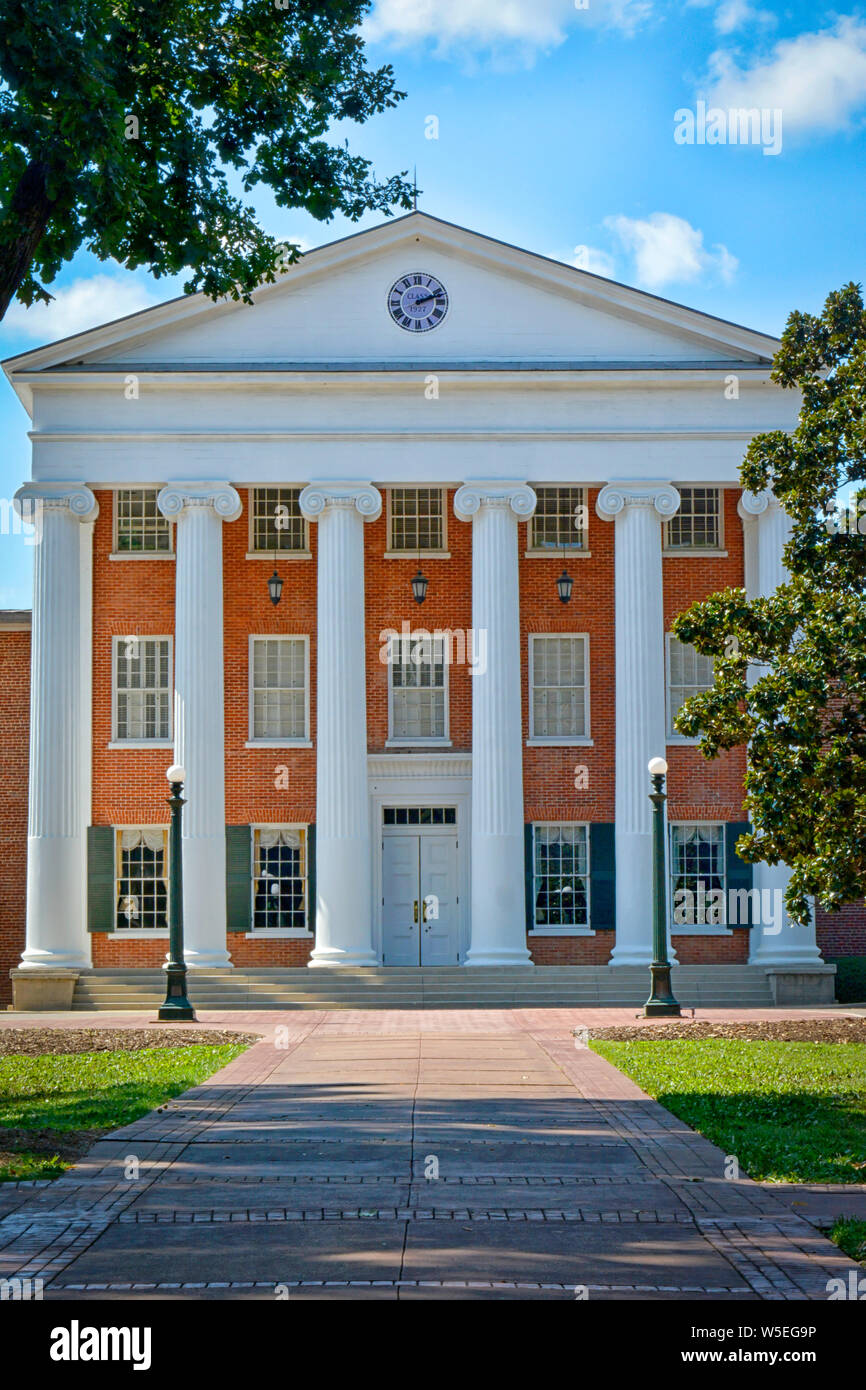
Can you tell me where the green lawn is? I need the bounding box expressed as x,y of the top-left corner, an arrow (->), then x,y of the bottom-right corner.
830,1218 -> 866,1266
0,1044 -> 247,1181
590,1039 -> 866,1184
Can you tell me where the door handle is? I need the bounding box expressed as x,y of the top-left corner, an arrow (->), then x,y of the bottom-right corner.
421,898 -> 429,924
413,900 -> 418,923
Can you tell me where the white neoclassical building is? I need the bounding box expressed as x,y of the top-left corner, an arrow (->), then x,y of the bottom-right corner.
2,212 -> 834,1006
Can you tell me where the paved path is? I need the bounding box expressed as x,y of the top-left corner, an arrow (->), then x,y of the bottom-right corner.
0,1009 -> 862,1301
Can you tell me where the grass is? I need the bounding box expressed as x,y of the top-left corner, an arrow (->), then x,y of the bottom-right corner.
830,1218 -> 866,1265
0,1043 -> 247,1182
590,1038 -> 866,1184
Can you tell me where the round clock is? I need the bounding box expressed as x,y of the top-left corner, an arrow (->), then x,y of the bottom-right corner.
388,272 -> 448,332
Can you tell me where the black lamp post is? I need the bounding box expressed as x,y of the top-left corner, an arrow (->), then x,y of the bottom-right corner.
644,756 -> 681,1017
158,765 -> 195,1022
411,567 -> 428,604
556,568 -> 573,603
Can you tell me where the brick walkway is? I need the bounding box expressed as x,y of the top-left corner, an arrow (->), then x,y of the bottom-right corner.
0,1008 -> 862,1301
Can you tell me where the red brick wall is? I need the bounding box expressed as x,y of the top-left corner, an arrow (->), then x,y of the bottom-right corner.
816,902 -> 866,958
0,630 -> 30,1004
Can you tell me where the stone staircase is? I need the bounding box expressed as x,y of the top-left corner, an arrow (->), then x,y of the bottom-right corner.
71,964 -> 775,1011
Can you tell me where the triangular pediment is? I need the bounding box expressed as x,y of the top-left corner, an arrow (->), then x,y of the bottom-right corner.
4,212 -> 778,379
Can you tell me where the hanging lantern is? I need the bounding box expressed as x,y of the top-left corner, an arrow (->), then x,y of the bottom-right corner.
411,568 -> 429,604
267,567 -> 284,606
556,568 -> 573,604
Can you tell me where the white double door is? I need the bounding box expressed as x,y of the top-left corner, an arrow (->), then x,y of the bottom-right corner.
382,831 -> 459,966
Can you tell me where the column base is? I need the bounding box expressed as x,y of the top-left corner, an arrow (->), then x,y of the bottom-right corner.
463,949 -> 534,968
18,948 -> 91,971
10,968 -> 79,1011
183,949 -> 234,970
308,948 -> 380,969
762,965 -> 836,1005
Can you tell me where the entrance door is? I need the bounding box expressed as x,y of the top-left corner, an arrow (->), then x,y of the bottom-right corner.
382,830 -> 459,965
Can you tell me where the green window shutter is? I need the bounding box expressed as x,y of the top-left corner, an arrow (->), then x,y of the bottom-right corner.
87,826 -> 116,932
524,824 -> 534,931
590,823 -> 616,930
226,825 -> 251,932
306,824 -> 316,932
725,822 -> 754,927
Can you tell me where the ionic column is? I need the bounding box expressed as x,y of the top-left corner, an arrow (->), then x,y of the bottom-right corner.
299,483 -> 381,967
597,482 -> 680,965
738,491 -> 823,966
14,483 -> 98,970
454,481 -> 536,967
158,483 -> 241,968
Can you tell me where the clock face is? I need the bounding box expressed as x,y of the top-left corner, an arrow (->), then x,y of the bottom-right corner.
388,272 -> 448,332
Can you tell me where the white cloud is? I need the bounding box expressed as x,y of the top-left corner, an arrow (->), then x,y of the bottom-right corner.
604,212 -> 737,289
562,244 -> 617,277
5,274 -> 160,342
364,0 -> 653,57
687,0 -> 775,36
702,17 -> 866,133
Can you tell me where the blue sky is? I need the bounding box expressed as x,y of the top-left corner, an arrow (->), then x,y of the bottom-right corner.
2,0 -> 865,604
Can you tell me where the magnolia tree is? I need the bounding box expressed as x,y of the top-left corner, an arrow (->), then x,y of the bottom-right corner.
672,283 -> 866,924
0,0 -> 413,319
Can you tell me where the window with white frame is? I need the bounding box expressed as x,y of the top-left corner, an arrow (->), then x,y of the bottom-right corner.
115,828 -> 169,930
250,637 -> 308,741
532,824 -> 589,930
529,635 -> 588,739
114,488 -> 173,553
529,486 -> 588,551
664,486 -> 721,550
252,827 -> 308,930
251,487 -> 307,553
671,823 -> 725,927
668,636 -> 714,734
389,634 -> 447,740
388,487 -> 445,552
113,636 -> 172,741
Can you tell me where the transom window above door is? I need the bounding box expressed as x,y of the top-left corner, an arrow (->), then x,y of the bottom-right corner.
387,487 -> 446,554
528,486 -> 588,552
249,487 -> 308,554
113,488 -> 173,555
383,807 -> 456,825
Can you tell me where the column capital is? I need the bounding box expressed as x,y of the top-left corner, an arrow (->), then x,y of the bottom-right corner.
453,481 -> 536,522
737,488 -> 779,521
299,482 -> 382,523
596,481 -> 679,521
157,482 -> 242,522
14,482 -> 98,523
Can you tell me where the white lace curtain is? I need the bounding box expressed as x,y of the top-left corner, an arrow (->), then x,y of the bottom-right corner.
257,829 -> 302,850
120,828 -> 166,852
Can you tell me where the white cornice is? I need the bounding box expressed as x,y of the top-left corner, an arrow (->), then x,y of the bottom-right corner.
28,428 -> 769,444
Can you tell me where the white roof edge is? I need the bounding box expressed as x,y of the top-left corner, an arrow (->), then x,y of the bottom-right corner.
2,210 -> 781,378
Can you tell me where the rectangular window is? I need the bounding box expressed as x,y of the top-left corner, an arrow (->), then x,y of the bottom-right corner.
114,488 -> 172,553
388,487 -> 445,552
250,637 -> 308,741
664,486 -> 721,550
529,486 -> 587,551
113,636 -> 172,741
252,827 -> 308,930
532,824 -> 589,929
529,634 -> 588,739
383,806 -> 456,826
671,823 -> 726,926
115,828 -> 169,930
389,635 -> 447,740
251,487 -> 307,553
668,636 -> 714,735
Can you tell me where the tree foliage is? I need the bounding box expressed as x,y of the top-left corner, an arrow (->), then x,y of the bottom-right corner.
672,283 -> 866,923
0,0 -> 413,318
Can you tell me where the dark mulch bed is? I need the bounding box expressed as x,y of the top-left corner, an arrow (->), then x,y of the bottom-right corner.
0,1027 -> 260,1057
587,1018 -> 866,1044
0,1126 -> 111,1169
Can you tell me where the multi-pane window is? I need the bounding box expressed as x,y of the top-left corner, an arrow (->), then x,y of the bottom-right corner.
251,487 -> 307,553
113,637 -> 171,741
532,824 -> 589,930
529,486 -> 587,551
114,488 -> 172,553
389,635 -> 447,740
664,486 -> 721,550
671,823 -> 725,926
252,827 -> 308,930
529,635 -> 588,739
250,637 -> 308,740
115,828 -> 169,930
668,636 -> 714,734
383,807 -> 456,826
388,487 -> 445,552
